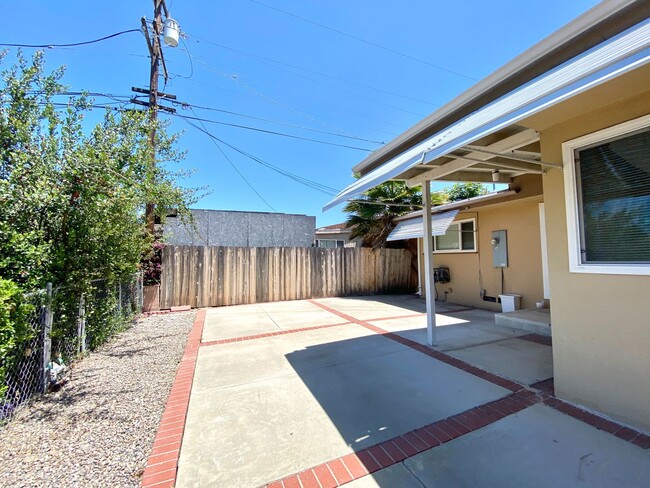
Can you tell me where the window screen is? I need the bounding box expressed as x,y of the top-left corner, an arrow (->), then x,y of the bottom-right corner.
576,128 -> 650,263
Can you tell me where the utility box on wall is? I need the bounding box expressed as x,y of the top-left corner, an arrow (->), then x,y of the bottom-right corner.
491,230 -> 508,268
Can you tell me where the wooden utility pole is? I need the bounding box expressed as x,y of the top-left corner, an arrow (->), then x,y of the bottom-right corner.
141,0 -> 170,232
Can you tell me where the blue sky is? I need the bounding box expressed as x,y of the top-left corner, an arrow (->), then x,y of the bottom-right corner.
2,0 -> 601,226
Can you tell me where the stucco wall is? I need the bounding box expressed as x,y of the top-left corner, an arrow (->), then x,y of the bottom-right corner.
540,92 -> 650,432
418,198 -> 544,311
164,210 -> 316,247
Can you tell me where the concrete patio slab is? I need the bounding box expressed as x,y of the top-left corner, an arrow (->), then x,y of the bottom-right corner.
177,323 -> 512,487
447,337 -> 553,385
192,325 -> 403,391
402,403 -> 650,487
202,308 -> 279,341
317,296 -> 424,320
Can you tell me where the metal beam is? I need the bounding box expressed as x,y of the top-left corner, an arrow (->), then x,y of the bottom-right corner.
436,171 -> 513,183
407,129 -> 539,186
470,158 -> 543,174
421,181 -> 437,346
463,145 -> 562,168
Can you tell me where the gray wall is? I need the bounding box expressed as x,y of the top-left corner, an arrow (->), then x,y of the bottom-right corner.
164,209 -> 316,247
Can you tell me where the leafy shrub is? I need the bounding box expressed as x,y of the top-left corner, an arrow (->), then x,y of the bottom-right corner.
0,278 -> 35,398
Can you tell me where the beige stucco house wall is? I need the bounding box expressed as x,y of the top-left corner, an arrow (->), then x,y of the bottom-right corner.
530,74 -> 650,432
416,176 -> 545,311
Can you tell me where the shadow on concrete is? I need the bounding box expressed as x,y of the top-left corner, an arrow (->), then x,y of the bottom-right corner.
283,325 -> 513,486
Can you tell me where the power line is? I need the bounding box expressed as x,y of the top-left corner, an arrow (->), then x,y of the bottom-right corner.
170,112 -> 374,152
185,120 -> 339,196
0,28 -> 142,48
184,37 -> 430,117
170,73 -> 401,136
175,100 -> 383,144
190,35 -> 441,107
28,89 -> 384,144
190,54 -> 365,140
187,110 -> 277,212
23,91 -> 379,150
244,0 -> 477,82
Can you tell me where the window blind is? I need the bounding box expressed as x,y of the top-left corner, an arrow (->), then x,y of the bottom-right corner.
576,128 -> 650,263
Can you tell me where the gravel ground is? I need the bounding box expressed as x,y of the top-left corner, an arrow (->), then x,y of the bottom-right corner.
0,310 -> 196,488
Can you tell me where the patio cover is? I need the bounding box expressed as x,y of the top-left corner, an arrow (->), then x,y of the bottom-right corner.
386,210 -> 459,242
323,18 -> 650,211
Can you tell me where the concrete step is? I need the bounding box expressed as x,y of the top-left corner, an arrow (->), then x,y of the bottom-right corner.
495,309 -> 551,337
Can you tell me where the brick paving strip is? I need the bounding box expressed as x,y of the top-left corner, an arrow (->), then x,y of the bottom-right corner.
140,309 -> 206,488
199,321 -> 352,347
141,302 -> 649,488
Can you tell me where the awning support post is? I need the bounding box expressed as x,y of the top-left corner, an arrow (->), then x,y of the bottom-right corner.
421,180 -> 437,346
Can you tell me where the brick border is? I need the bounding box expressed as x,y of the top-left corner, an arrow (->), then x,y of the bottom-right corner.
264,390 -> 539,488
543,396 -> 650,449
518,333 -> 552,347
200,321 -> 351,347
141,309 -> 206,488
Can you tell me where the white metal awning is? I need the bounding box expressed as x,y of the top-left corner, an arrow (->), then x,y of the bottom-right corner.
323,18 -> 650,211
387,210 -> 459,242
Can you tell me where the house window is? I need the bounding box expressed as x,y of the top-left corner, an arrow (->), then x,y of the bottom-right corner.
434,218 -> 476,253
317,239 -> 344,248
563,114 -> 650,275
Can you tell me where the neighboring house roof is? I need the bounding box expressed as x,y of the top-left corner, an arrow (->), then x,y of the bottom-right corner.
324,0 -> 650,211
315,223 -> 350,235
394,189 -> 518,222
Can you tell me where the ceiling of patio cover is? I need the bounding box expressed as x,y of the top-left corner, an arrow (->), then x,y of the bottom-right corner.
386,209 -> 459,242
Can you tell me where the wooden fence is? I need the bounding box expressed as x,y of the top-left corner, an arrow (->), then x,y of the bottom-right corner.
160,246 -> 417,308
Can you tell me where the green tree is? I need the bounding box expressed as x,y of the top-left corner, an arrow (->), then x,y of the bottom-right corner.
0,50 -> 200,357
343,181 -> 445,248
443,182 -> 489,201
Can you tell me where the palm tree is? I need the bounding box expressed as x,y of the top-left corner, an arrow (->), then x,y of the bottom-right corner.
343,181 -> 445,248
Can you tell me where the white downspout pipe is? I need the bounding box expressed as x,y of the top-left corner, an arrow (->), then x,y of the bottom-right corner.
421,180 -> 437,345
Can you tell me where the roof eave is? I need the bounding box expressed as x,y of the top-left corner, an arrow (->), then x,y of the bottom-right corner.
353,0 -> 650,176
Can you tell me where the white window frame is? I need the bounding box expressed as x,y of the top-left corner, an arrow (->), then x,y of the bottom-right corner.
316,239 -> 345,248
433,217 -> 477,254
562,113 -> 650,275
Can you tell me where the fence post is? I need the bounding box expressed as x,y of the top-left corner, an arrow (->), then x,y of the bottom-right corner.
77,294 -> 86,355
117,282 -> 123,317
42,283 -> 53,393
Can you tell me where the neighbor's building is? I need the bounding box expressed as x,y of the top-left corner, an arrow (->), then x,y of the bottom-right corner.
164,209 -> 316,248
314,223 -> 362,248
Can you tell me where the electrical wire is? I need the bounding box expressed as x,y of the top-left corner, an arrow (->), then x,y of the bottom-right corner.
190,35 -> 441,107
170,112 -> 374,152
185,120 -> 339,196
190,54 -> 365,140
0,28 -> 142,48
244,0 -> 477,81
187,109 -> 277,212
183,40 -> 428,117
27,89 -> 384,144
175,100 -> 383,144
20,90 -> 378,150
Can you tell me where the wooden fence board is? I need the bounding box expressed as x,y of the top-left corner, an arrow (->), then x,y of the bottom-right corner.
161,246 -> 416,308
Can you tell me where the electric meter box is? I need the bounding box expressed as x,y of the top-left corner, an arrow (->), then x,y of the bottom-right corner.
491,230 -> 508,268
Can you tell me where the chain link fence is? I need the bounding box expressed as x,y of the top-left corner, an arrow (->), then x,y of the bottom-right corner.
0,273 -> 143,423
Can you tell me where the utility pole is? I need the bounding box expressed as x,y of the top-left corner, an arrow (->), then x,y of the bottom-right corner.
140,0 -> 173,233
